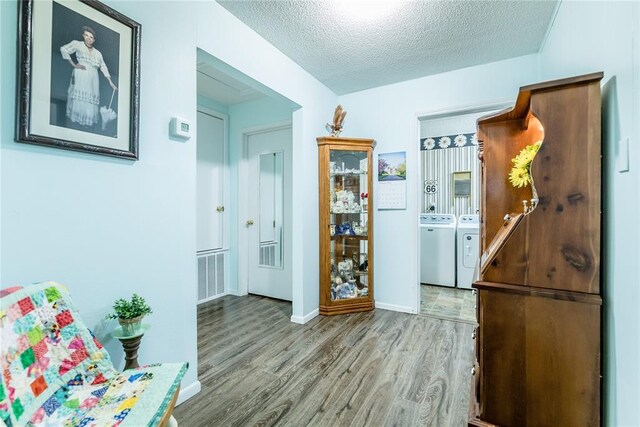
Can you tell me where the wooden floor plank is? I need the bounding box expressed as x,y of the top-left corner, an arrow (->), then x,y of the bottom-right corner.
384,398 -> 422,427
173,295 -> 475,426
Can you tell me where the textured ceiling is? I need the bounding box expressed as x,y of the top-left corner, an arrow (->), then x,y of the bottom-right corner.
217,0 -> 559,95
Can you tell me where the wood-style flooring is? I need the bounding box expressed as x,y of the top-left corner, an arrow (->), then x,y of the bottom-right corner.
173,295 -> 475,426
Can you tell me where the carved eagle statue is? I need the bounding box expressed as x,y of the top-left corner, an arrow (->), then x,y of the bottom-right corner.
326,105 -> 347,137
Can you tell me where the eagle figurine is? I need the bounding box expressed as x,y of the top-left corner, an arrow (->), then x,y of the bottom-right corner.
326,105 -> 347,136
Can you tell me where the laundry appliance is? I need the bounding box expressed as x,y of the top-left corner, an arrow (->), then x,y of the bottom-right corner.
456,214 -> 479,289
420,213 -> 457,287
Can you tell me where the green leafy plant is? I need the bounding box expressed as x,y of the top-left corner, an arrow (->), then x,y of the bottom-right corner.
107,294 -> 153,320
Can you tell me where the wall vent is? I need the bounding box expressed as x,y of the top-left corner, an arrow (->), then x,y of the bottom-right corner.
197,251 -> 226,303
259,242 -> 277,267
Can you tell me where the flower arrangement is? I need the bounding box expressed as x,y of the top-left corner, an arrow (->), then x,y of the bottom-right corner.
509,141 -> 542,188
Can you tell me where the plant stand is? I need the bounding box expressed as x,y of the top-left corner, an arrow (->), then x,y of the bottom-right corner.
111,324 -> 150,370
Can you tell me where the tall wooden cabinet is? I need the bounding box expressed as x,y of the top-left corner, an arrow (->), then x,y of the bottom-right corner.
317,137 -> 375,315
469,73 -> 603,426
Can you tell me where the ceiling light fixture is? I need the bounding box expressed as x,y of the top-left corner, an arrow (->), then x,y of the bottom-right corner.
333,0 -> 402,23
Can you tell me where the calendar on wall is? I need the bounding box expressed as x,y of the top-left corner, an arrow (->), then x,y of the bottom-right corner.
377,151 -> 406,210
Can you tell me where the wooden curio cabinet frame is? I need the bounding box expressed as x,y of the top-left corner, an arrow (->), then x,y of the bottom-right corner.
469,72 -> 603,427
317,137 -> 376,315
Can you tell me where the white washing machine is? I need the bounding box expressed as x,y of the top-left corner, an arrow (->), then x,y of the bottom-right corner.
420,213 -> 457,287
457,214 -> 479,289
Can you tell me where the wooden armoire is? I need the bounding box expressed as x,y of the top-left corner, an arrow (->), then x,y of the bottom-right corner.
469,72 -> 603,426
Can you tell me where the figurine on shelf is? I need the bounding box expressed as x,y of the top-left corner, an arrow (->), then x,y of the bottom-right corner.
326,105 -> 347,137
336,222 -> 355,236
331,190 -> 361,213
338,259 -> 353,276
332,275 -> 358,299
347,279 -> 358,298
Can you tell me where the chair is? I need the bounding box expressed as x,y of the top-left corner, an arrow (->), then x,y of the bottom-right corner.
0,281 -> 187,426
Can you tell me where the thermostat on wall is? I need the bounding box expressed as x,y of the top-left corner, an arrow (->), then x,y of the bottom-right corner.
170,117 -> 191,139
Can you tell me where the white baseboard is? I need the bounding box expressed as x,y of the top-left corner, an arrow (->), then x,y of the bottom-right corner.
376,302 -> 416,314
227,289 -> 244,297
176,380 -> 201,406
291,308 -> 319,324
197,293 -> 227,305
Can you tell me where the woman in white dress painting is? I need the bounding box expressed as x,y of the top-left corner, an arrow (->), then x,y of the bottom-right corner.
60,26 -> 117,130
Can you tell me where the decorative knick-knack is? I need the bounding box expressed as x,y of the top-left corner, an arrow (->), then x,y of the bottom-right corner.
326,105 -> 347,137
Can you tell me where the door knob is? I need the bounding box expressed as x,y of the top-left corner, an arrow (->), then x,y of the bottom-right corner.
216,206 -> 225,213
246,220 -> 254,226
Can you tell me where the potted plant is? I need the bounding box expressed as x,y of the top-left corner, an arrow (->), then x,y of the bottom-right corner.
107,293 -> 152,337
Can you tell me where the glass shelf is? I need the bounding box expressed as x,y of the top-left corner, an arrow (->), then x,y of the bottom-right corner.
330,171 -> 367,176
330,211 -> 364,215
331,234 -> 368,239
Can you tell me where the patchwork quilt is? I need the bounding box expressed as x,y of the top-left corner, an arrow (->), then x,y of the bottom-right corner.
0,282 -> 187,427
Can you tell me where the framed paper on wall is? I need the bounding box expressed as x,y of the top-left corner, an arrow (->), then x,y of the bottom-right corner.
377,151 -> 407,210
17,0 -> 141,159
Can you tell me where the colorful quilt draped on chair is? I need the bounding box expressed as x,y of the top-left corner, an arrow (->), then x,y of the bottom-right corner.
0,282 -> 187,427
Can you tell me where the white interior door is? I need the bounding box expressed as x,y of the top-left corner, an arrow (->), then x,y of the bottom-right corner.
197,110 -> 225,252
246,127 -> 292,301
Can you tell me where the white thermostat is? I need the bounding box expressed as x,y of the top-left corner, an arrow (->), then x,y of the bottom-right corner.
170,117 -> 191,139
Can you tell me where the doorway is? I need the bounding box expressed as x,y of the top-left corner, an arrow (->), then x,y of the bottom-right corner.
243,125 -> 293,301
417,103 -> 508,323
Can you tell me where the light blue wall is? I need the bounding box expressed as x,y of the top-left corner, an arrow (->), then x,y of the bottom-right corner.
0,0 -> 337,401
194,1 -> 338,321
339,54 -> 539,312
227,96 -> 296,295
539,2 -> 640,425
0,0 -> 200,391
197,95 -> 229,116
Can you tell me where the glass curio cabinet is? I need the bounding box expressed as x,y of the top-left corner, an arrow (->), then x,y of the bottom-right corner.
317,136 -> 375,315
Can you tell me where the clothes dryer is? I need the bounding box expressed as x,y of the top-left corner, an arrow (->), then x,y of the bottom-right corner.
420,214 -> 457,287
456,214 -> 479,289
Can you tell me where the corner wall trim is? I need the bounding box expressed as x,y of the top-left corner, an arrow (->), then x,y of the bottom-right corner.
176,380 -> 201,406
291,308 -> 319,324
376,302 -> 416,314
226,289 -> 244,297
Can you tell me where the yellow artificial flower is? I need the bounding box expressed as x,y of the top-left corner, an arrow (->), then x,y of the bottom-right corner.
509,166 -> 530,188
509,141 -> 542,188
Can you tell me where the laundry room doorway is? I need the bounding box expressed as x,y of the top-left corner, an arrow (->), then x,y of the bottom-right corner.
417,103 -> 507,323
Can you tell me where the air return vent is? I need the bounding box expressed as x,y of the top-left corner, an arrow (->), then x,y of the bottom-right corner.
259,242 -> 277,267
197,251 -> 226,303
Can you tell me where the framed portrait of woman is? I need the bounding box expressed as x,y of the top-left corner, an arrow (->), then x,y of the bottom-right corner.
17,0 -> 141,160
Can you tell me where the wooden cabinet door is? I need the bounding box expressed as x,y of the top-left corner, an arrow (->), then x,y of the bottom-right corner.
479,289 -> 600,427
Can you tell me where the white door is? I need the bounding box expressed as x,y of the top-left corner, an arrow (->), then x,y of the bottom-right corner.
196,110 -> 225,252
246,127 -> 292,301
